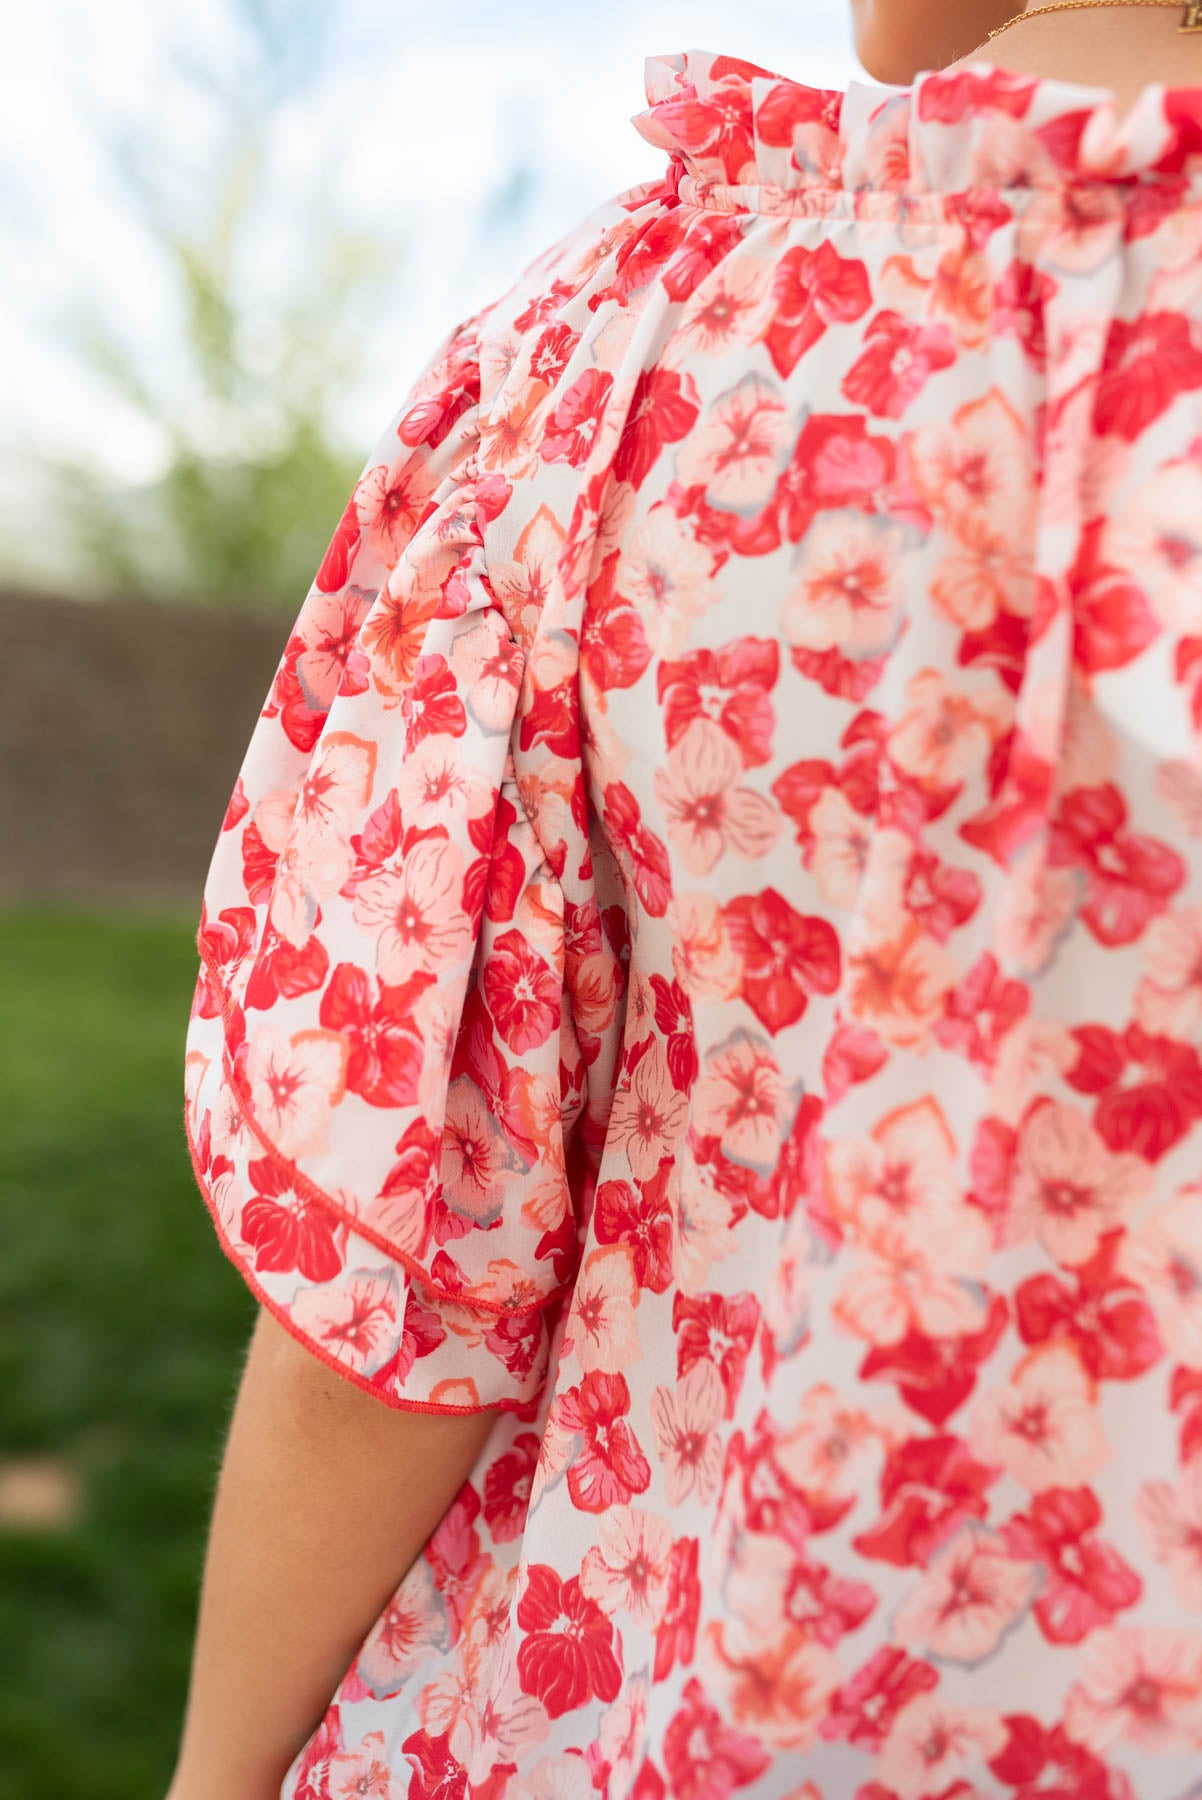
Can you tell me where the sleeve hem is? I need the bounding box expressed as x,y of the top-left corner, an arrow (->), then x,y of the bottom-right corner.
196,931 -> 576,1322
182,1092 -> 542,1420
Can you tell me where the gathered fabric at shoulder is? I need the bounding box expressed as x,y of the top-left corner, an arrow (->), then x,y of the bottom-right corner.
183,309 -> 586,1417
632,45 -> 1202,207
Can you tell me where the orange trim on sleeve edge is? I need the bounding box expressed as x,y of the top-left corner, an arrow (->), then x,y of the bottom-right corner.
182,1096 -> 542,1420
195,930 -> 577,1320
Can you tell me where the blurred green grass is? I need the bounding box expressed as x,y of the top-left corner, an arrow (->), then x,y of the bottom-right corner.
0,907 -> 254,1800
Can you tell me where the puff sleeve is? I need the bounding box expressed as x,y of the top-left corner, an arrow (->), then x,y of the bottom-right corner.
182,309 -> 585,1418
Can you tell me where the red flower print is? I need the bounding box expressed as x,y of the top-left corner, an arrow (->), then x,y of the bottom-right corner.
994,259 -> 1053,369
1015,1231 -> 1162,1381
1066,520 -> 1159,676
241,1157 -> 343,1282
723,887 -> 841,1034
318,962 -> 428,1107
672,1290 -> 760,1419
657,638 -> 780,768
541,367 -> 614,467
662,1677 -> 771,1800
516,1563 -> 622,1718
1050,783 -> 1184,949
243,923 -> 330,1011
842,312 -> 957,420
556,1370 -> 652,1512
403,654 -> 466,748
613,366 -> 701,489
527,319 -> 580,386
1093,311 -> 1202,441
821,1646 -> 938,1751
785,1553 -> 877,1646
482,1431 -> 541,1543
594,1175 -> 674,1293
853,1434 -> 997,1568
462,794 -> 527,926
604,781 -> 673,917
1064,1023 -> 1202,1161
791,412 -> 899,520
917,65 -> 1037,123
762,241 -> 872,379
1002,1486 -> 1142,1644
860,1293 -> 1010,1427
314,493 -> 362,593
400,1730 -> 468,1800
653,1534 -> 702,1681
481,928 -> 559,1054
582,564 -> 653,695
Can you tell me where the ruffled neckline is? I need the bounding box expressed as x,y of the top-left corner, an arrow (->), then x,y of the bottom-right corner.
631,46 -> 1202,199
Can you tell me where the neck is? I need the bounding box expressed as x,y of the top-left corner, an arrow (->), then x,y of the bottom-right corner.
949,2 -> 1202,106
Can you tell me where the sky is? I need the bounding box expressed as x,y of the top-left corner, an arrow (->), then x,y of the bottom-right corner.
0,2 -> 861,526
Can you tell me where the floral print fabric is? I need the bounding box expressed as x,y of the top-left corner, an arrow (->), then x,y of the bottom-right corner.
184,46 -> 1202,1800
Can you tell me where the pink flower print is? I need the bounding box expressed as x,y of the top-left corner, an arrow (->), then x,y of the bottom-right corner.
970,1343 -> 1108,1493
352,836 -> 472,985
1064,1625 -> 1202,1752
649,1358 -> 725,1506
1137,1459 -> 1202,1608
668,892 -> 742,1002
614,505 -> 719,657
822,1095 -> 961,1249
579,1505 -> 673,1629
664,256 -> 776,364
670,1153 -> 740,1295
356,450 -> 439,560
833,1215 -> 989,1347
1119,1187 -> 1202,1367
775,1385 -> 880,1519
288,1268 -> 404,1376
907,390 -> 1036,542
878,1693 -> 1007,1800
565,1246 -> 641,1375
784,513 -> 904,659
1136,904 -> 1202,1038
807,785 -> 873,910
1011,1100 -> 1149,1267
655,719 -> 780,877
701,1627 -> 840,1754
294,586 -> 374,712
326,1730 -> 401,1799
893,1526 -> 1036,1663
555,1369 -> 652,1514
451,612 -> 525,734
674,371 -> 792,513
1104,463 -> 1202,633
357,1561 -> 450,1697
245,1024 -> 348,1160
609,1040 -> 689,1180
693,1030 -> 791,1172
888,668 -> 1012,792
440,1078 -> 515,1226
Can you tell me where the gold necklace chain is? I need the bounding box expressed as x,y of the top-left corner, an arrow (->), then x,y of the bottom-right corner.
985,1 -> 1202,44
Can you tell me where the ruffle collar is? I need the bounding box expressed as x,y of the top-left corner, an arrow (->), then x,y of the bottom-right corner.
631,46 -> 1202,198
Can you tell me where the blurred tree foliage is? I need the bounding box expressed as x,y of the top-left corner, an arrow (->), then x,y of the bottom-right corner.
50,0 -> 399,614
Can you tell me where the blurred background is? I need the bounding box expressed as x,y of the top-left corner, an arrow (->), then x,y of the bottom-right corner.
0,3 -> 857,1793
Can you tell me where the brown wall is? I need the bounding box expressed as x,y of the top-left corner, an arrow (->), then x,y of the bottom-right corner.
1,588 -> 287,908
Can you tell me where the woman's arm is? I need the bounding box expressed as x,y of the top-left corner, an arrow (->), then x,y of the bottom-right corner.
166,1304 -> 499,1800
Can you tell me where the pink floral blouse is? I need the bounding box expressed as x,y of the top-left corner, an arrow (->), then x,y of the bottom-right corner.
184,45 -> 1202,1800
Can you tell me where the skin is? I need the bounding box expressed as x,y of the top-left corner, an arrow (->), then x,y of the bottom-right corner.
851,0 -> 1202,108
166,1307 -> 497,1800
170,8 -> 1202,1796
